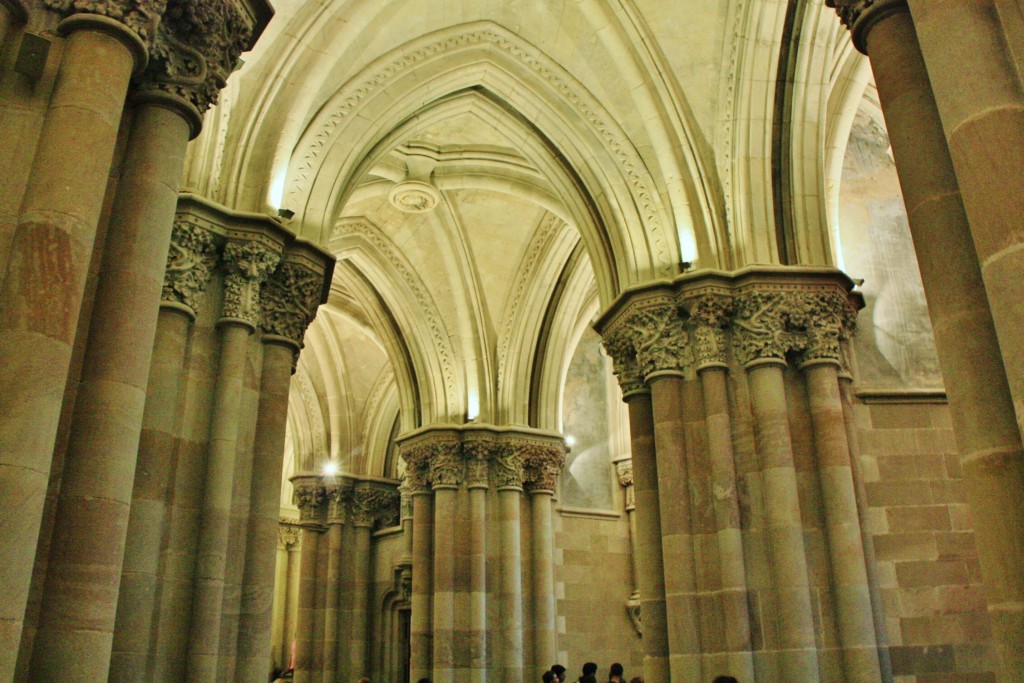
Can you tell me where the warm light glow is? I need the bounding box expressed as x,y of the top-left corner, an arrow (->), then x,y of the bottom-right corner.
466,392 -> 480,421
268,168 -> 287,211
322,461 -> 339,477
565,435 -> 576,447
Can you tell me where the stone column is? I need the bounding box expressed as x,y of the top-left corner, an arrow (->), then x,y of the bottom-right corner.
604,331 -> 670,683
237,257 -> 327,682
827,3 -> 1024,678
798,295 -> 881,682
464,440 -> 490,683
631,304 -> 703,682
428,442 -> 462,679
28,83 -> 202,683
284,530 -> 303,669
614,460 -> 642,625
403,446 -> 434,681
0,11 -> 148,673
351,484 -> 390,679
523,444 -> 564,676
275,525 -> 300,670
311,515 -> 328,683
733,292 -> 820,682
110,220 -> 218,681
290,478 -> 324,683
187,239 -> 280,681
689,295 -> 755,682
320,487 -> 345,683
493,442 -> 525,682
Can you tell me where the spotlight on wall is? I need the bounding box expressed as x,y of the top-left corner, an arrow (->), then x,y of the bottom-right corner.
565,435 -> 576,447
322,461 -> 339,477
277,208 -> 295,220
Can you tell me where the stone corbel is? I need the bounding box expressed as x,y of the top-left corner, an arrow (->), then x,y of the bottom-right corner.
277,521 -> 301,550
614,458 -> 634,512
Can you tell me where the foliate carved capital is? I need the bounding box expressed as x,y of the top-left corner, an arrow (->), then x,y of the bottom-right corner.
615,459 -> 635,511
326,486 -> 349,524
400,444 -> 432,493
221,240 -> 279,327
798,291 -> 858,365
261,262 -> 324,346
492,443 -> 525,490
399,482 -> 413,521
732,289 -> 857,366
277,523 -> 300,550
463,439 -> 493,488
687,294 -> 735,368
352,486 -> 400,528
162,219 -> 218,314
139,0 -> 257,115
602,328 -> 646,397
522,443 -> 565,493
44,0 -> 166,46
429,441 -> 464,489
825,0 -> 908,55
629,304 -> 693,378
292,483 -> 324,524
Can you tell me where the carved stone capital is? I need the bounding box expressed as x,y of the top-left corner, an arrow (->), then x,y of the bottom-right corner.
277,523 -> 300,550
162,218 -> 218,315
292,481 -> 324,525
261,262 -> 324,347
629,303 -> 693,378
221,239 -> 279,327
492,443 -> 525,490
44,0 -> 165,49
463,439 -> 493,489
429,441 -> 463,489
400,444 -> 432,493
615,459 -> 635,511
522,443 -> 565,493
687,293 -> 735,368
138,0 -> 263,118
399,481 -> 413,521
798,291 -> 858,366
352,485 -> 400,528
825,0 -> 909,55
326,485 -> 349,524
602,327 -> 646,397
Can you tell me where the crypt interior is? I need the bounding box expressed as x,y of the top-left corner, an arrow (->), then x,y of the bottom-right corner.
2,0 -> 1024,681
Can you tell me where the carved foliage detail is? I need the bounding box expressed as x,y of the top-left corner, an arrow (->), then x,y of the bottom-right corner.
221,240 -> 279,326
463,440 -> 492,488
261,262 -> 324,344
616,459 -> 635,511
163,219 -> 218,311
429,441 -> 463,488
352,486 -> 400,528
492,443 -> 525,489
44,0 -> 168,44
630,304 -> 693,377
688,294 -> 735,367
293,484 -> 324,523
732,290 -> 856,366
602,326 -> 644,396
400,444 -> 433,493
278,523 -> 300,549
825,0 -> 876,30
522,443 -> 565,492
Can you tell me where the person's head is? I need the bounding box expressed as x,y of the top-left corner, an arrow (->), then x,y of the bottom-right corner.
551,664 -> 567,681
628,678 -> 644,683
542,671 -> 557,683
609,663 -> 624,677
712,677 -> 739,683
583,662 -> 598,676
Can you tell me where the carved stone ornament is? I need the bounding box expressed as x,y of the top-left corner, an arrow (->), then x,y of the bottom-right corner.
162,218 -> 219,313
687,293 -> 735,367
615,459 -> 635,511
825,0 -> 907,54
629,303 -> 694,378
428,441 -> 463,489
492,443 -> 525,489
326,485 -> 349,524
140,0 -> 256,113
277,523 -> 300,550
602,327 -> 646,396
400,444 -> 432,493
463,439 -> 493,488
352,486 -> 400,528
44,0 -> 167,45
399,480 -> 413,521
732,289 -> 856,366
221,240 -> 280,327
293,484 -> 324,524
261,262 -> 324,345
626,597 -> 642,638
799,291 -> 858,365
522,443 -> 565,493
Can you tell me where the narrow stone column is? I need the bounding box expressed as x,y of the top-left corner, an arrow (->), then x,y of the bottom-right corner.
604,329 -> 670,683
630,305 -> 703,682
0,15 -> 147,674
187,240 -> 280,681
290,479 -> 324,683
284,532 -> 303,669
29,90 -> 199,682
111,214 -> 218,680
274,526 -> 300,670
827,3 -> 1024,678
523,444 -> 563,675
799,298 -> 880,682
350,485 -> 384,679
319,488 -> 344,683
310,519 -> 328,683
689,296 -> 755,682
494,443 -> 525,682
409,489 -> 434,681
428,443 -> 462,680
614,460 -> 641,607
464,442 -> 490,683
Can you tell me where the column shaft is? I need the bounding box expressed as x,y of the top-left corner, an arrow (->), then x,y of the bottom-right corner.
187,322 -> 252,681
410,492 -> 433,680
350,524 -> 372,678
530,491 -> 557,673
321,522 -> 342,682
623,391 -> 669,682
0,22 -> 140,675
746,362 -> 820,681
310,527 -> 327,683
496,488 -> 524,681
804,362 -> 880,682
468,487 -> 487,683
285,543 -> 302,669
293,527 -> 320,683
271,542 -> 289,671
648,375 -> 702,681
698,366 -> 755,682
431,487 -> 456,678
236,342 -> 296,682
863,9 -> 1024,681
110,307 -> 192,681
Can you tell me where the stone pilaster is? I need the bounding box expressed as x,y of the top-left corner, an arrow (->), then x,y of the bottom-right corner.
291,476 -> 324,683
523,442 -> 564,675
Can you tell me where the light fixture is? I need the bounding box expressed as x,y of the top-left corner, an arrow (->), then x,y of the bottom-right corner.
322,461 -> 339,477
565,435 -> 576,447
277,208 -> 295,220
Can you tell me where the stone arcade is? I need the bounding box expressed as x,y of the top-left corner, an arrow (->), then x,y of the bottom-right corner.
1,0 -> 1024,681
